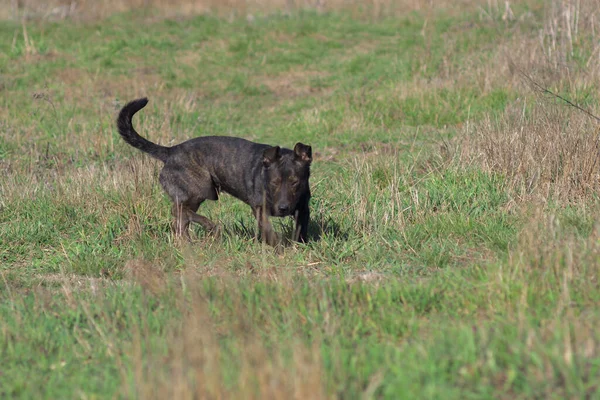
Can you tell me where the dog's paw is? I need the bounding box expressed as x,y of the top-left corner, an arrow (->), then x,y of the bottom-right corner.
268,233 -> 284,248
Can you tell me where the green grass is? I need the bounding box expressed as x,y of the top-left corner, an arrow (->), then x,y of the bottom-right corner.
2,0 -> 600,398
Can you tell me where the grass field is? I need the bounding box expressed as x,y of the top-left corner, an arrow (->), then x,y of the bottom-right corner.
2,0 -> 600,398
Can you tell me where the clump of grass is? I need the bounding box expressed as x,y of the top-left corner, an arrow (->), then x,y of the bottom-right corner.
459,100 -> 600,202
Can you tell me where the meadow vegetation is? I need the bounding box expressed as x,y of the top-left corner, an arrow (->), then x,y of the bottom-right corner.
1,0 -> 600,398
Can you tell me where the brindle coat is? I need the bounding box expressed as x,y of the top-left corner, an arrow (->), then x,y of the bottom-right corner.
117,98 -> 312,246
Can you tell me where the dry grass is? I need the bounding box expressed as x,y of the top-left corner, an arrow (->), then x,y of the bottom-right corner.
540,0 -> 600,74
457,0 -> 600,203
459,102 -> 600,202
259,69 -> 331,98
496,0 -> 600,84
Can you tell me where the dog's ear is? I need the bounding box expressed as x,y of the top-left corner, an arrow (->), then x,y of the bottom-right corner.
294,143 -> 312,164
263,146 -> 281,167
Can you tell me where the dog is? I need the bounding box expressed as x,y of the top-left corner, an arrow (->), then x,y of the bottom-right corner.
116,98 -> 312,246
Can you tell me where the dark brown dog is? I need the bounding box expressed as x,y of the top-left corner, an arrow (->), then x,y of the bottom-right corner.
117,98 -> 312,246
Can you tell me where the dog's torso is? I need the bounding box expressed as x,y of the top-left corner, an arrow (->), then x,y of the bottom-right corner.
167,136 -> 272,206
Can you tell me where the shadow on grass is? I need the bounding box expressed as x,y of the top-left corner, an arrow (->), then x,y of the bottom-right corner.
307,215 -> 349,242
203,213 -> 350,245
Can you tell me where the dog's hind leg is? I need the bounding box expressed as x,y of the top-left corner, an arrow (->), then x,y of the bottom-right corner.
161,166 -> 218,239
186,200 -> 218,234
171,202 -> 191,239
171,200 -> 218,240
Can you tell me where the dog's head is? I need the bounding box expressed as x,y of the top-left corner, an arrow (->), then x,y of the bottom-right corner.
262,143 -> 312,217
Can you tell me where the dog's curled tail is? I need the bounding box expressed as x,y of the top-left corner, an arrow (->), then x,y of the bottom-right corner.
117,98 -> 170,163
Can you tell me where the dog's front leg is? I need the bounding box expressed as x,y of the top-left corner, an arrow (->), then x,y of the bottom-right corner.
294,202 -> 310,243
254,207 -> 279,246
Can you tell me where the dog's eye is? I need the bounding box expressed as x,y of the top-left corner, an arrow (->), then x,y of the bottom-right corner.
270,178 -> 281,186
289,177 -> 299,186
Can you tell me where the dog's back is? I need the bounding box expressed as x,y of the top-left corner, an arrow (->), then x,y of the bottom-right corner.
168,136 -> 271,204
